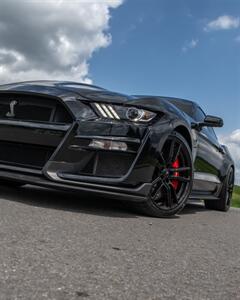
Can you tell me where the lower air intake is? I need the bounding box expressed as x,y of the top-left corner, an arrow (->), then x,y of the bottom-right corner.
0,141 -> 55,169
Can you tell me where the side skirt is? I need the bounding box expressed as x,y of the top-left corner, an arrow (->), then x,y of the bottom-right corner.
189,192 -> 220,201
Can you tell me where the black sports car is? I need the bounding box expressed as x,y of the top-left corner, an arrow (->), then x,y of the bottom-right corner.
0,81 -> 235,217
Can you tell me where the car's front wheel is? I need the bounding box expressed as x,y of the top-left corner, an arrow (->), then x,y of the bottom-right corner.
139,131 -> 193,217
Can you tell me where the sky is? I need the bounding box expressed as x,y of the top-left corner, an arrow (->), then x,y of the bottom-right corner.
90,0 -> 240,134
0,0 -> 239,183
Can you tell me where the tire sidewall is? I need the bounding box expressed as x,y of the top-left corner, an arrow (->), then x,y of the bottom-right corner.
220,167 -> 234,211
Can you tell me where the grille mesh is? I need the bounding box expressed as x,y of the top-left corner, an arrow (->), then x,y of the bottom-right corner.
0,94 -> 72,123
0,141 -> 55,169
0,93 -> 73,169
80,152 -> 135,177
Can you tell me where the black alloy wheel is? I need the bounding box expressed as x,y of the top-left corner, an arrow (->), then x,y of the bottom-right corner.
205,167 -> 234,212
140,131 -> 193,217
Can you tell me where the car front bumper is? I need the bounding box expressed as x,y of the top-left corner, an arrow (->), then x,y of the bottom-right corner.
0,94 -> 171,201
0,168 -> 151,202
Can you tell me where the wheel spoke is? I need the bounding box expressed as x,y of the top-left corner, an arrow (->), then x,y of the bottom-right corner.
163,181 -> 173,208
169,176 -> 190,183
170,183 -> 178,203
152,183 -> 164,201
172,143 -> 182,163
169,167 -> 191,173
167,139 -> 176,165
227,171 -> 234,194
167,139 -> 182,166
228,185 -> 234,193
159,152 -> 167,167
152,176 -> 163,187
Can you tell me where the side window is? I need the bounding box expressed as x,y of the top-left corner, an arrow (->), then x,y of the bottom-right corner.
194,106 -> 205,122
195,106 -> 219,144
205,127 -> 219,144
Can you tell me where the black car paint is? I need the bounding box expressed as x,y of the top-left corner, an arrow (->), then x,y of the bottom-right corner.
0,81 -> 234,202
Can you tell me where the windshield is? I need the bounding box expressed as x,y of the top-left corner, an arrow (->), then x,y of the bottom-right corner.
168,99 -> 194,118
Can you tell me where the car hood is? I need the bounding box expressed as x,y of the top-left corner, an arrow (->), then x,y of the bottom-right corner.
0,81 -> 185,115
76,90 -> 174,113
0,81 -> 133,104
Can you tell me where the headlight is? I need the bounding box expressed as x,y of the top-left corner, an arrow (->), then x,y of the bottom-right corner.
93,103 -> 156,123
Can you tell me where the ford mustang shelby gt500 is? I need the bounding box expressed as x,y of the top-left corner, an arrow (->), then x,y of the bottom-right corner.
0,81 -> 235,217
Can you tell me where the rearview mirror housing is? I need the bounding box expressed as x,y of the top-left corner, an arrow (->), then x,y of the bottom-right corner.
202,115 -> 224,128
191,115 -> 224,130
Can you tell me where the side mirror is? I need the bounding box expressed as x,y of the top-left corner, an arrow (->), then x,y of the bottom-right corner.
202,115 -> 224,128
191,115 -> 224,130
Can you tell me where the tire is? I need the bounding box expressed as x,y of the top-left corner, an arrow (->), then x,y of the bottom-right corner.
0,179 -> 25,188
204,168 -> 234,212
138,131 -> 193,217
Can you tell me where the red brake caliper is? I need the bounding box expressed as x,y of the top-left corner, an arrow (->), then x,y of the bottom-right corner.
171,158 -> 180,190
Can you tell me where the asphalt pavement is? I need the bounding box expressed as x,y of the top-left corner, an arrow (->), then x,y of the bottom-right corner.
0,185 -> 240,300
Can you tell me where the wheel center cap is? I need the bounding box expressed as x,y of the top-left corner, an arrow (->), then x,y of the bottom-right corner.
162,169 -> 169,177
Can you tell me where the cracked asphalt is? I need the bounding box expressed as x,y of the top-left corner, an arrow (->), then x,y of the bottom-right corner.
0,185 -> 240,300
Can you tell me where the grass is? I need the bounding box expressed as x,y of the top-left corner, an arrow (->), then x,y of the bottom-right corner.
232,185 -> 240,208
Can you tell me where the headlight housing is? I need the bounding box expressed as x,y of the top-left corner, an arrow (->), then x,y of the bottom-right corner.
93,103 -> 156,123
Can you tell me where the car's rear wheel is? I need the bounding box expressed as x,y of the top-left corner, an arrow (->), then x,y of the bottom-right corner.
139,131 -> 193,217
204,168 -> 234,212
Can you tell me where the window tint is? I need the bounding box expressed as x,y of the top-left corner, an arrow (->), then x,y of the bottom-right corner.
195,106 -> 219,144
203,127 -> 219,144
194,106 -> 205,122
168,99 -> 194,117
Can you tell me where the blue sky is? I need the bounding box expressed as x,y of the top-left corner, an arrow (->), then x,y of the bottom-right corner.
90,0 -> 240,135
0,0 -> 239,182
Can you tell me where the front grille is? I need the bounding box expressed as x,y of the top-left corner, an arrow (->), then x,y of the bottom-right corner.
4,104 -> 52,122
0,141 -> 55,169
0,93 -> 73,170
0,93 -> 72,123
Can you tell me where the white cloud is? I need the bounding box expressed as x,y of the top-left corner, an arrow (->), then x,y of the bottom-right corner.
0,0 -> 123,84
219,129 -> 240,185
182,39 -> 199,52
205,15 -> 240,32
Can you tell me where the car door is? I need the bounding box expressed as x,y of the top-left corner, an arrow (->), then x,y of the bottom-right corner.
192,106 -> 224,193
